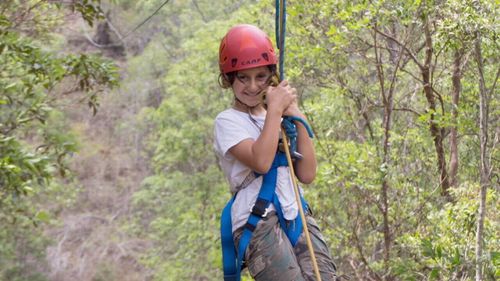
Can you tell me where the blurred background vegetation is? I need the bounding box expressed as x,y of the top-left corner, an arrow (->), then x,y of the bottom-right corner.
0,0 -> 498,280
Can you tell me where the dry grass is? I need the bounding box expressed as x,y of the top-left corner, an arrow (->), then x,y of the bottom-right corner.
43,86 -> 153,280
41,14 -> 155,278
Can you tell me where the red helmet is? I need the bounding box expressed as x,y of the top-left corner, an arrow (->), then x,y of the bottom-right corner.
219,24 -> 277,74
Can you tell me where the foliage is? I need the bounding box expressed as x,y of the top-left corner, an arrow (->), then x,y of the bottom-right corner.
1,0 -> 497,280
120,1 -> 266,280
122,0 -> 498,280
284,0 -> 499,280
0,1 -> 117,280
395,186 -> 498,280
0,12 -> 118,220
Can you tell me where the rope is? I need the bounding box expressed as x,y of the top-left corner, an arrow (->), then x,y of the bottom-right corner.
280,128 -> 322,281
275,1 -> 322,280
275,0 -> 287,80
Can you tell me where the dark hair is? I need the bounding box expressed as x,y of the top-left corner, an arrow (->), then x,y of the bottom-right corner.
218,65 -> 277,89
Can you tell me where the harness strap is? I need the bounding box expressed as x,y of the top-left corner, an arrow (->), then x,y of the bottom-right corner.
221,197 -> 237,281
221,152 -> 308,281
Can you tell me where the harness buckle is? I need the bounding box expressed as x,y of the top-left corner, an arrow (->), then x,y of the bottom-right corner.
278,142 -> 303,160
250,200 -> 269,218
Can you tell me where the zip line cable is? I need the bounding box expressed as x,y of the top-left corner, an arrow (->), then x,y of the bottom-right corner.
83,0 -> 171,48
121,0 -> 171,40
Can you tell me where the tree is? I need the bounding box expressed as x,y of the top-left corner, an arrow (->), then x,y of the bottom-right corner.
0,9 -> 118,218
472,2 -> 497,280
284,0 -> 498,279
0,1 -> 117,279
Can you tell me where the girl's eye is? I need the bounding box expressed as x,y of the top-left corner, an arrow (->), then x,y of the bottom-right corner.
257,74 -> 270,82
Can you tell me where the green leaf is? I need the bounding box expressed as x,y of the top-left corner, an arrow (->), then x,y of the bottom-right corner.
4,82 -> 17,90
429,268 -> 440,280
452,248 -> 461,266
435,244 -> 443,258
422,239 -> 434,258
492,251 -> 500,266
35,210 -> 51,223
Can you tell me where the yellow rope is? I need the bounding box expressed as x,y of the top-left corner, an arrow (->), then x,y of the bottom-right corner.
280,129 -> 322,281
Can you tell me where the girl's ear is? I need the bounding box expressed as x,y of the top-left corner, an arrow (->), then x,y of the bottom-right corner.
218,73 -> 232,89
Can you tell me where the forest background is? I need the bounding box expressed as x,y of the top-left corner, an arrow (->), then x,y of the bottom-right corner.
0,0 -> 498,280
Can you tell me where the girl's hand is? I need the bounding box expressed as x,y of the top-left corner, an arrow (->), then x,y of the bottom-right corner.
283,100 -> 302,117
266,80 -> 297,115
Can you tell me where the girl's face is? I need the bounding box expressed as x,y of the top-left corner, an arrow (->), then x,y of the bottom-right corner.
231,66 -> 272,111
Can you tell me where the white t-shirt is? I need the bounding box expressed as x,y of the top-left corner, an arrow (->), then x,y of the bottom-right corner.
214,108 -> 299,233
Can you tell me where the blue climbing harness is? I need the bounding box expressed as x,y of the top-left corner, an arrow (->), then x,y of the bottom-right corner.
220,116 -> 314,281
221,2 -> 318,279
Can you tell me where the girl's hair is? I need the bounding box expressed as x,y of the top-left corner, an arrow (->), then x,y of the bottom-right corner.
218,65 -> 279,89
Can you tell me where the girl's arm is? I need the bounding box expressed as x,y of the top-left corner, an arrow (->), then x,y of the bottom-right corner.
229,81 -> 296,174
284,107 -> 317,184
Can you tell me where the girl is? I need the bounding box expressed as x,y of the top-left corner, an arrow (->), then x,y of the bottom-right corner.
214,24 -> 337,281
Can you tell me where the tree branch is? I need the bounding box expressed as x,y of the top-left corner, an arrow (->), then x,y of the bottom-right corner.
373,26 -> 424,70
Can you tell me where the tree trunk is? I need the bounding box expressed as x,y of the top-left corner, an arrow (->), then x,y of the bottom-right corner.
373,24 -> 399,280
421,16 -> 450,198
449,49 -> 462,188
474,31 -> 490,281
